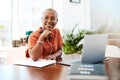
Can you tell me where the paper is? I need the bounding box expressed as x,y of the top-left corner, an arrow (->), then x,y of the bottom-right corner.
13,58 -> 56,68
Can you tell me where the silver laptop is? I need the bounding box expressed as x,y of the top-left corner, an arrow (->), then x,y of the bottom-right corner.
81,34 -> 108,64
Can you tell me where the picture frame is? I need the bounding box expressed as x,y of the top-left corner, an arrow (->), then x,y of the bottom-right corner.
70,0 -> 80,3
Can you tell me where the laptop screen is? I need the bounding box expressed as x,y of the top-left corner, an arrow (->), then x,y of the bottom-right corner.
81,34 -> 108,64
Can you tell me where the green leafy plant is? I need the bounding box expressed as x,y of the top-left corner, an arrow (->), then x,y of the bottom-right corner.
63,24 -> 94,54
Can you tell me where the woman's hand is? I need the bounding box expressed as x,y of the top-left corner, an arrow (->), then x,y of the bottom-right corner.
45,55 -> 56,60
44,48 -> 62,60
38,29 -> 51,41
41,30 -> 51,38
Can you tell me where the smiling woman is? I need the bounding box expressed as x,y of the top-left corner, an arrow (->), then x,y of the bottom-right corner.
25,8 -> 64,61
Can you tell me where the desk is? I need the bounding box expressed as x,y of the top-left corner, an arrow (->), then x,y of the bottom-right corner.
0,63 -> 68,80
0,46 -> 120,80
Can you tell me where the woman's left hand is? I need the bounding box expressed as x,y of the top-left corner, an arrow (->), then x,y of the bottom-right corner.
45,55 -> 55,60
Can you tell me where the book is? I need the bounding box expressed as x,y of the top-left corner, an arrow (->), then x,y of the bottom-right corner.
13,58 -> 56,68
66,62 -> 108,80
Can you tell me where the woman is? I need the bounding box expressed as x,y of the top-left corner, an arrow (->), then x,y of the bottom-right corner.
25,8 -> 64,61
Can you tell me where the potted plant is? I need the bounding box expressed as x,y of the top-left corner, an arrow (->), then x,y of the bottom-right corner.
63,24 -> 94,54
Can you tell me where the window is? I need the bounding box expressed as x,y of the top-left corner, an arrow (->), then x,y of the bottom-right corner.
0,0 -> 12,47
0,0 -> 53,47
12,0 -> 53,40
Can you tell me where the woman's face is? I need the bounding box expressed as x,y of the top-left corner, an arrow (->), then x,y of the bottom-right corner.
41,10 -> 58,31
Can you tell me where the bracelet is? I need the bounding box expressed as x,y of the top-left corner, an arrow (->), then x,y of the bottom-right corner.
37,40 -> 44,45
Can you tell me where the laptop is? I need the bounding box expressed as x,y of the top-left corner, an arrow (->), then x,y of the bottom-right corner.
58,34 -> 108,66
81,34 -> 108,64
67,34 -> 108,80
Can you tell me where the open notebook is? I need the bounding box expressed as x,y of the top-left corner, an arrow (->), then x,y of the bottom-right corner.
13,58 -> 56,68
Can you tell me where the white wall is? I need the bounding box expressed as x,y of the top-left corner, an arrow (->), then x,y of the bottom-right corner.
62,0 -> 85,31
52,0 -> 63,31
55,0 -> 92,35
12,0 -> 53,39
5,0 -> 120,47
91,0 -> 120,32
60,0 -> 120,33
12,0 -> 91,39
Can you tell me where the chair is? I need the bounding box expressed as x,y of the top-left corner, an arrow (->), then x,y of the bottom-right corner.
107,33 -> 120,48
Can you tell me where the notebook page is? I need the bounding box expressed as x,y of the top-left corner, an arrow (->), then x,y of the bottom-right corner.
13,58 -> 56,68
